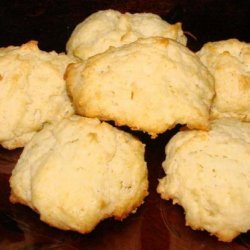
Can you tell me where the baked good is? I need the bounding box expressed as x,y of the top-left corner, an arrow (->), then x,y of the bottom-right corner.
0,41 -> 75,149
66,9 -> 187,60
10,115 -> 148,234
66,37 -> 214,137
197,39 -> 250,121
157,118 -> 250,242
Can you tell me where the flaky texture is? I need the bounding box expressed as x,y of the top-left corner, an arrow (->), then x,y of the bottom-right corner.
0,41 -> 75,149
66,37 -> 214,137
10,116 -> 148,234
157,118 -> 250,242
197,39 -> 250,121
66,9 -> 187,60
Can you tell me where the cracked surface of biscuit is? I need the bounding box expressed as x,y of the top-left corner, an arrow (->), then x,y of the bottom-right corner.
10,115 -> 148,234
157,118 -> 250,242
66,9 -> 187,60
66,37 -> 214,137
0,41 -> 75,149
197,39 -> 250,121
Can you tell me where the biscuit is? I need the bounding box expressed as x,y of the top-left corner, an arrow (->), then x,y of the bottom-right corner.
66,9 -> 187,60
66,37 -> 214,137
0,41 -> 75,149
157,118 -> 250,242
9,115 -> 148,234
197,39 -> 250,121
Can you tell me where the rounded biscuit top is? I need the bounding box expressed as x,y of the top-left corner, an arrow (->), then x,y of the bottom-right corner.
9,115 -> 148,234
66,9 -> 187,60
197,39 -> 250,121
66,37 -> 214,137
0,40 -> 75,149
157,118 -> 250,242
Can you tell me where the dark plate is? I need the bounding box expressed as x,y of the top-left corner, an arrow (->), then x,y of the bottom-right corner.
0,1 -> 250,249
